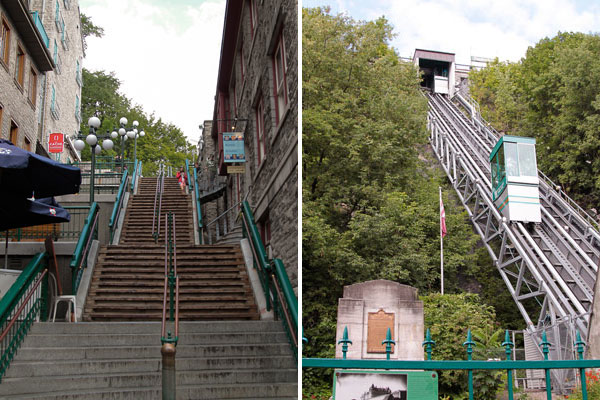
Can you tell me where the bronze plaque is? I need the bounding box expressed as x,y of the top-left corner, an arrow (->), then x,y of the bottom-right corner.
367,309 -> 395,353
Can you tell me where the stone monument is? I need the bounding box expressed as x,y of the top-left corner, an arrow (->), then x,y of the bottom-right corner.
335,280 -> 424,360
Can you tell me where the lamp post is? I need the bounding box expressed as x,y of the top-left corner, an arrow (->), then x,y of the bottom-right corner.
73,116 -> 114,205
117,117 -> 144,172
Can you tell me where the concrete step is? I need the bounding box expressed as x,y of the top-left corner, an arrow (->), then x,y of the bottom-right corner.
30,321 -> 284,334
0,369 -> 296,396
2,382 -> 298,399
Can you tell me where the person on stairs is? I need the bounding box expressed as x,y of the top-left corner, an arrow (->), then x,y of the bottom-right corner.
176,167 -> 188,194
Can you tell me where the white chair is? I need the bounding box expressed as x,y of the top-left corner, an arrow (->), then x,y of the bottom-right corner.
48,273 -> 77,322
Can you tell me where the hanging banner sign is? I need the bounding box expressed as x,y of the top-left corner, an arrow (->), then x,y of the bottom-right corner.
227,165 -> 245,174
223,132 -> 245,163
48,133 -> 64,153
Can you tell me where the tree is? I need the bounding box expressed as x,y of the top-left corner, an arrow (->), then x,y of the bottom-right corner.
80,68 -> 195,175
470,32 -> 600,209
80,14 -> 104,53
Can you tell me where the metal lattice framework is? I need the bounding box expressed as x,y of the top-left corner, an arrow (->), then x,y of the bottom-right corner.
427,92 -> 600,392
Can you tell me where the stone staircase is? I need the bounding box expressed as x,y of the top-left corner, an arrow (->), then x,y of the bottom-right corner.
0,321 -> 297,399
83,176 -> 259,321
0,175 -> 296,398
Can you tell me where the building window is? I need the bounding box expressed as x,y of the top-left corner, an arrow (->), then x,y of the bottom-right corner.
1,17 -> 10,67
75,95 -> 80,122
15,44 -> 25,87
10,121 -> 18,145
0,105 -> 3,137
28,68 -> 37,106
76,59 -> 82,86
259,214 -> 271,247
50,85 -> 59,120
255,97 -> 266,166
24,136 -> 31,152
249,0 -> 258,38
272,32 -> 288,125
238,40 -> 244,83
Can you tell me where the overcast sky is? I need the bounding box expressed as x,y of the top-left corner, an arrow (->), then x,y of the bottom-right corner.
302,0 -> 600,65
80,0 -> 226,144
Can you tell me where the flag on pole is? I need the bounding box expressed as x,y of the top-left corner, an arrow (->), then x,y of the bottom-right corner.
440,194 -> 447,238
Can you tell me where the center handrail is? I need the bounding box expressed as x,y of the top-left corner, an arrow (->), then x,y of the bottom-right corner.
152,164 -> 165,243
189,160 -> 204,244
69,202 -> 99,293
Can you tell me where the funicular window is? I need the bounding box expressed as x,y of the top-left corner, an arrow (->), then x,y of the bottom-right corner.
518,143 -> 537,177
504,142 -> 519,177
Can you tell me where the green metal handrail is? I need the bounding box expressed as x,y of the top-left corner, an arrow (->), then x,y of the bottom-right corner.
0,253 -> 49,382
8,206 -> 90,242
192,165 -> 203,244
130,160 -> 141,192
109,170 -> 129,244
185,159 -> 193,192
69,202 -> 99,293
240,201 -> 297,355
152,164 -> 165,243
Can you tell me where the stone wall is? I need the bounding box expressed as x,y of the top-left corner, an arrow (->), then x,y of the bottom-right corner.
212,0 -> 298,289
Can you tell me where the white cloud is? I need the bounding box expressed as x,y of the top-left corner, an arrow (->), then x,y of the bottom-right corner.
81,0 -> 226,144
305,0 -> 600,65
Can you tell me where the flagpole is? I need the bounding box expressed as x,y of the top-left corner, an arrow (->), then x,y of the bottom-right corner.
440,187 -> 444,295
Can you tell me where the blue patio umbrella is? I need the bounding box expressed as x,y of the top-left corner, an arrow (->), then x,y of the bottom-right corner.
1,196 -> 72,269
1,196 -> 71,268
0,139 -> 81,198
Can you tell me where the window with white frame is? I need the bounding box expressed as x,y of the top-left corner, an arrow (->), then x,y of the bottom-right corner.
272,31 -> 288,125
255,96 -> 266,166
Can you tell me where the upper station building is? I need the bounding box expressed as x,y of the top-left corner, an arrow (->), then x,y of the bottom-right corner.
413,49 -> 489,96
0,0 -> 83,162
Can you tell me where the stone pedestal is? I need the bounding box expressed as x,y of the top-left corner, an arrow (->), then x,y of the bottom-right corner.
335,280 -> 424,360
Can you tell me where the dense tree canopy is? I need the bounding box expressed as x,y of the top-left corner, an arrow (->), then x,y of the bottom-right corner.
302,7 -> 504,399
470,32 -> 600,209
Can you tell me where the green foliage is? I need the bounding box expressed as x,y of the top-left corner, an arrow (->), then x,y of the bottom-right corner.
80,14 -> 104,53
423,293 -> 500,399
470,32 -> 600,209
80,68 -> 195,175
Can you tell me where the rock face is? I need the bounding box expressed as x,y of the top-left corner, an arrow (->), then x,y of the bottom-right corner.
336,280 -> 424,360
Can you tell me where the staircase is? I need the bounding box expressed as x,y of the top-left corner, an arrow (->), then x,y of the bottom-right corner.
0,321 -> 297,399
84,177 -> 259,321
0,175 -> 296,398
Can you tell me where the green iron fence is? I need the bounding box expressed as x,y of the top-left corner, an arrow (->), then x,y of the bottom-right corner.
0,253 -> 49,382
7,206 -> 91,242
240,201 -> 297,357
80,172 -> 125,194
303,327 -> 600,400
69,202 -> 99,294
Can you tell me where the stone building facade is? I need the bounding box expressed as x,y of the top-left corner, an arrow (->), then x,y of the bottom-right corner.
205,0 -> 298,289
0,0 -> 82,161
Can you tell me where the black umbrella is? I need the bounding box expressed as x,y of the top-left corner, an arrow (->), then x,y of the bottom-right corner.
1,196 -> 71,269
0,139 -> 81,198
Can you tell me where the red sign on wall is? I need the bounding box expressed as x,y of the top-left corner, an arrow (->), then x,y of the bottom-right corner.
49,133 -> 64,153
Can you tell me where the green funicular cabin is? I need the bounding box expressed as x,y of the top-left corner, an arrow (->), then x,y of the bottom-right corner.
490,135 -> 541,223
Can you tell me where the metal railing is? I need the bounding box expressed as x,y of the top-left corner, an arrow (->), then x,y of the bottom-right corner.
152,164 -> 165,243
204,202 -> 241,245
240,201 -> 297,356
7,205 -> 91,242
69,202 -> 99,294
0,253 -> 48,382
130,160 -> 142,193
184,160 -> 193,192
189,162 -> 204,244
109,171 -> 129,244
303,328 -> 600,400
80,172 -> 126,194
161,212 -> 179,400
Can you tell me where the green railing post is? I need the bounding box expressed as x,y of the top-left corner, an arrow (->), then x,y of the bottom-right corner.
422,328 -> 435,361
575,331 -> 588,400
463,329 -> 475,400
502,330 -> 514,400
382,327 -> 395,361
540,331 -> 552,400
193,166 -> 203,244
338,326 -> 352,360
40,269 -> 49,322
